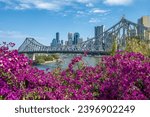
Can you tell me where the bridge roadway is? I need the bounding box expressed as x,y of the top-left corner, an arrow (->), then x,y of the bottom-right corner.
19,50 -> 110,55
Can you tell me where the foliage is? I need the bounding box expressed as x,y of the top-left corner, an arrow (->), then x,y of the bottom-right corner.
0,42 -> 150,100
35,58 -> 45,64
110,38 -> 118,55
51,54 -> 59,60
125,37 -> 150,57
35,54 -> 59,64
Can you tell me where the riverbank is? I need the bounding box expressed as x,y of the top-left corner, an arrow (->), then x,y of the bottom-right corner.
34,54 -> 59,65
33,58 -> 63,65
40,59 -> 63,64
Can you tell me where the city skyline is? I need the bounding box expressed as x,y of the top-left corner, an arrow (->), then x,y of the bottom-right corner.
0,0 -> 150,48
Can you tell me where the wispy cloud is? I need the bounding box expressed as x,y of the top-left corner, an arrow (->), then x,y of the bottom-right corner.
89,18 -> 101,23
76,0 -> 97,3
0,0 -> 98,11
0,30 -> 27,39
14,3 -> 31,10
86,3 -> 94,7
77,10 -> 85,15
90,8 -> 110,14
0,0 -> 69,11
103,0 -> 133,6
0,0 -> 134,11
75,8 -> 110,18
0,0 -> 111,19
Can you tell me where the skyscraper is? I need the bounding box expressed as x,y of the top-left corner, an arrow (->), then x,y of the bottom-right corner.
61,40 -> 63,45
95,25 -> 104,40
51,38 -> 57,47
94,25 -> 104,50
78,38 -> 83,45
138,16 -> 150,39
68,32 -> 73,45
138,16 -> 150,27
56,32 -> 59,43
73,32 -> 80,45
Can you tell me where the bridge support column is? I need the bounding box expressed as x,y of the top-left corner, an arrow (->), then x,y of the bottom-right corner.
32,54 -> 36,61
23,53 -> 36,61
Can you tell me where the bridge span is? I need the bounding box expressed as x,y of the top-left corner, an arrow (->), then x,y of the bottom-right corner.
19,50 -> 110,55
18,17 -> 150,59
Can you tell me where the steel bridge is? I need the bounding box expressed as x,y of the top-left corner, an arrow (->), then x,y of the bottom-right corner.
18,17 -> 150,55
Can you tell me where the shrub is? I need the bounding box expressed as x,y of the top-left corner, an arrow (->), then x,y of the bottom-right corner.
35,54 -> 59,64
110,38 -> 117,55
35,58 -> 45,64
125,37 -> 150,57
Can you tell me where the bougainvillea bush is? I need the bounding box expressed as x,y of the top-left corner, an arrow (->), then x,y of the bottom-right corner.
0,43 -> 150,100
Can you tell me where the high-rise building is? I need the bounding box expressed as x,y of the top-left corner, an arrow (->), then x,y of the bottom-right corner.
78,38 -> 83,45
61,40 -> 63,45
56,32 -> 59,43
68,32 -> 73,45
73,32 -> 80,45
68,32 -> 73,39
138,16 -> 150,40
65,41 -> 68,46
94,25 -> 104,50
51,38 -> 57,47
95,25 -> 104,40
138,16 -> 150,27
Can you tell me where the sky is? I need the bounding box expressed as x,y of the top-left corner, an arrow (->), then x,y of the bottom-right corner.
0,0 -> 150,48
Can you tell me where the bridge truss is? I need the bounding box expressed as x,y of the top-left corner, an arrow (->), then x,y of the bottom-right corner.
18,17 -> 150,53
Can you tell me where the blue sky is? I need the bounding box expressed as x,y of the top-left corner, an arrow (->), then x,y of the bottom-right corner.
0,0 -> 150,48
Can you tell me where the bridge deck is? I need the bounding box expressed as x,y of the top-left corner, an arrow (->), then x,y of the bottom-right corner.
19,51 -> 110,55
